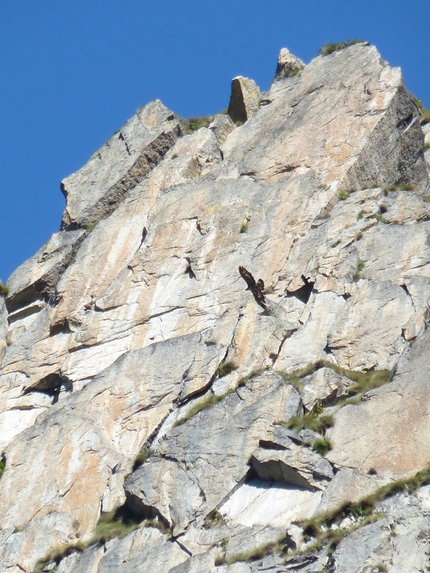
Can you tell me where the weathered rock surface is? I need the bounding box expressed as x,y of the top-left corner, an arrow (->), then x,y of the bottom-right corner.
61,99 -> 183,229
273,47 -> 305,80
1,44 -> 430,572
227,76 -> 261,124
125,372 -> 301,534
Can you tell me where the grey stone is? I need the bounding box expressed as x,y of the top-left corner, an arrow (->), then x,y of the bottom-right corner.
209,114 -> 236,145
251,444 -> 334,491
228,77 -> 261,124
126,372 -> 301,531
273,47 -> 305,81
61,100 -> 183,229
6,230 -> 85,316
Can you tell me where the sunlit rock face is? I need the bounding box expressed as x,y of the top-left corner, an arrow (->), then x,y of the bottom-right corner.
1,43 -> 430,572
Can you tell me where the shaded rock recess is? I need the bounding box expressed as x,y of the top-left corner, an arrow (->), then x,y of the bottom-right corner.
1,42 -> 430,572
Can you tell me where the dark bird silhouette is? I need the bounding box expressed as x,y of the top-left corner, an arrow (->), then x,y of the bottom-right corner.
238,266 -> 267,310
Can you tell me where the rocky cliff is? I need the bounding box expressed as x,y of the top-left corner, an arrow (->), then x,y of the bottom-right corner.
1,43 -> 430,573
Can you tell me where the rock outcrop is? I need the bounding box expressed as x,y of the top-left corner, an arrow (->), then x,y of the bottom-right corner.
1,43 -> 430,572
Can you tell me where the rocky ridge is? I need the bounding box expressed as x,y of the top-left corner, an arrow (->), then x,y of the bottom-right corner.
1,43 -> 430,572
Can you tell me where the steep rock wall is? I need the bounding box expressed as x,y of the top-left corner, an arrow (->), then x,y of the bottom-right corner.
1,43 -> 430,572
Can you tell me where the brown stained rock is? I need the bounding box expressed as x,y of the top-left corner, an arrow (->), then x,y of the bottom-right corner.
228,76 -> 261,124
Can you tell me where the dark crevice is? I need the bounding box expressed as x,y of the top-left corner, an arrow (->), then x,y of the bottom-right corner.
23,372 -> 73,403
396,113 -> 414,132
50,319 -> 72,336
122,493 -> 169,529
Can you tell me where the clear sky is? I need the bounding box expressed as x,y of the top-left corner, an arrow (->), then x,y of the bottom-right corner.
1,0 -> 429,281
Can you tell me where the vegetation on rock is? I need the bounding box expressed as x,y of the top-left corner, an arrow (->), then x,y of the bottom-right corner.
318,39 -> 365,56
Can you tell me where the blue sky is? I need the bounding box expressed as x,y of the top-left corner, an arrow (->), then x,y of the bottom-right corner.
1,0 -> 429,281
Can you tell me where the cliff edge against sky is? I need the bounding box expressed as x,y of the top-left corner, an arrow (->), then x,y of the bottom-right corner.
1,43 -> 430,573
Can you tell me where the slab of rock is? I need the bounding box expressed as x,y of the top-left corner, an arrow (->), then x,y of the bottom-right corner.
61,100 -> 183,228
0,331 -> 223,565
56,527 -> 188,573
220,479 -> 322,529
327,327 -> 430,482
251,444 -> 334,490
300,367 -> 351,411
209,113 -> 236,145
124,372 -> 301,533
228,76 -> 261,124
6,230 -> 85,317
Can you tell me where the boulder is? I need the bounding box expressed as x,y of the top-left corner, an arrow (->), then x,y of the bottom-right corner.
273,47 -> 305,81
228,76 -> 261,124
251,444 -> 334,491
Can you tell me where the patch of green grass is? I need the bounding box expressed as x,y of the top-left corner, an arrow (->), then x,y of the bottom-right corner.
217,361 -> 237,378
0,458 -> 5,479
184,115 -> 214,133
216,535 -> 287,565
91,510 -> 139,544
312,438 -> 332,456
281,360 -> 391,404
424,142 -> 430,151
384,183 -> 414,192
366,213 -> 387,224
424,195 -> 430,203
132,447 -> 152,471
331,240 -> 341,248
318,40 -> 365,56
284,67 -> 302,77
34,513 -> 168,573
0,282 -> 9,297
85,223 -> 95,232
353,259 -> 366,281
357,210 -> 366,220
283,410 -> 334,435
174,394 -> 224,427
339,191 -> 349,200
355,232 -> 363,241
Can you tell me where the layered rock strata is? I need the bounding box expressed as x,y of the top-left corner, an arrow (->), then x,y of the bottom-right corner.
1,43 -> 430,572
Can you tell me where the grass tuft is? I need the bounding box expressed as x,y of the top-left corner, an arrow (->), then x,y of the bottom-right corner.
312,438 -> 332,456
318,40 -> 365,56
185,115 -> 213,132
217,361 -> 237,378
132,447 -> 152,470
0,282 -> 9,297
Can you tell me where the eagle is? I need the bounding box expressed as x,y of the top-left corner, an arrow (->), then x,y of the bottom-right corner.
238,266 -> 267,311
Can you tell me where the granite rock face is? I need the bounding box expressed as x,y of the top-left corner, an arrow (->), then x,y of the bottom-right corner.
1,44 -> 430,572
